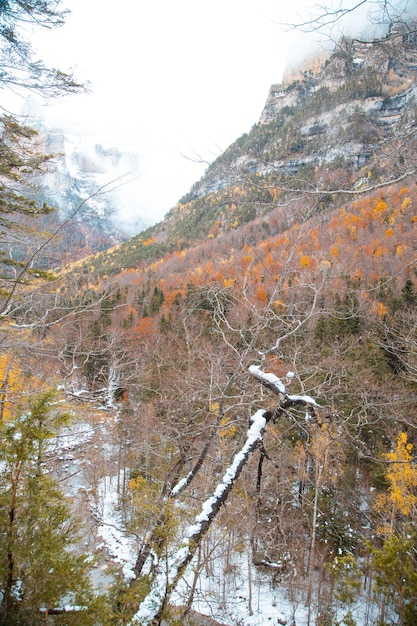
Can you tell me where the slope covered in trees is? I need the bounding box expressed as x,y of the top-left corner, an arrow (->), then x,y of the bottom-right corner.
1,5 -> 417,625
43,165 -> 417,623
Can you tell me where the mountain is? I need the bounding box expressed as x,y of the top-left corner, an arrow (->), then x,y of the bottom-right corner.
21,101 -> 151,261
4,22 -> 417,626
65,21 -> 417,283
41,129 -> 143,233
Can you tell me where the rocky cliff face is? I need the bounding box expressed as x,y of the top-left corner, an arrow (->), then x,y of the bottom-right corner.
23,105 -> 150,257
41,130 -> 143,236
183,22 -> 417,206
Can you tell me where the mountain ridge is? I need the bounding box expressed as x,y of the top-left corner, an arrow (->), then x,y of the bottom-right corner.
60,22 -> 417,288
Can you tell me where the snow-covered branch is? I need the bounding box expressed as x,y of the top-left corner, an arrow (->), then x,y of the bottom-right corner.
249,365 -> 320,409
129,409 -> 268,625
129,363 -> 321,624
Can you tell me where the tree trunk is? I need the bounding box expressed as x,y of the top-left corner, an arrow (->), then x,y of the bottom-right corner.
3,467 -> 20,616
128,365 -> 320,625
133,433 -> 215,576
128,409 -> 269,625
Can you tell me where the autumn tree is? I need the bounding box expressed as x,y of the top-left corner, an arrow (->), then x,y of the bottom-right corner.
368,431 -> 417,625
126,363 -> 321,626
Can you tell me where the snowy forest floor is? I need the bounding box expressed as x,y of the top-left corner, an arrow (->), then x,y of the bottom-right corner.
49,411 -> 376,626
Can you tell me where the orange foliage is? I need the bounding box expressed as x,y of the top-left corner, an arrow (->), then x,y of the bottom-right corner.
255,284 -> 268,304
165,289 -> 184,306
265,253 -> 274,268
134,317 -> 155,335
372,198 -> 388,220
375,301 -> 388,317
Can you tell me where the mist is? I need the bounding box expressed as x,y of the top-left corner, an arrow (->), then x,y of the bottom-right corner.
283,0 -> 417,76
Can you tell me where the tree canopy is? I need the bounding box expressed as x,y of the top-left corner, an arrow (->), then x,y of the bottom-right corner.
0,0 -> 82,96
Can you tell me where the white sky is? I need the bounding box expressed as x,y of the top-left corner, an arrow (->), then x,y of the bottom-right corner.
23,1 -> 359,229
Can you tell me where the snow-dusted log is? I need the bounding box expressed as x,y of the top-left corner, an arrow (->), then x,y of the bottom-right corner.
129,365 -> 321,625
129,409 -> 269,625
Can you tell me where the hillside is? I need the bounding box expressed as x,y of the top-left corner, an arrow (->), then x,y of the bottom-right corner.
1,20 -> 417,626
65,21 -> 417,287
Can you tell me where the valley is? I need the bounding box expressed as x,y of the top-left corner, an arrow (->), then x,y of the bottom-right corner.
0,11 -> 416,626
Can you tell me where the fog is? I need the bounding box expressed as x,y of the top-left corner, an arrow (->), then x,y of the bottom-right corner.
10,0 -> 417,235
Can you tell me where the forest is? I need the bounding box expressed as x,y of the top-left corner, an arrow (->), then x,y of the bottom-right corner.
0,1 -> 417,626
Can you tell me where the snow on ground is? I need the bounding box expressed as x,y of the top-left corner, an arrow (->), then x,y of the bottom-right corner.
45,413 -> 374,625
172,537 -> 309,626
48,419 -> 95,454
94,475 -> 137,581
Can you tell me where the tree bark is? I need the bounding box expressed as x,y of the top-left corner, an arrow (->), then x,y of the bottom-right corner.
129,364 -> 320,625
133,433 -> 215,576
129,409 -> 269,625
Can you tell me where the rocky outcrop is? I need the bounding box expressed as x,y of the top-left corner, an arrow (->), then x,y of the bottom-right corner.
186,21 -> 417,203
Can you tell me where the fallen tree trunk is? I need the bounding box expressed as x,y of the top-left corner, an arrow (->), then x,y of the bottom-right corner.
133,431 -> 216,577
129,408 -> 269,625
128,365 -> 320,625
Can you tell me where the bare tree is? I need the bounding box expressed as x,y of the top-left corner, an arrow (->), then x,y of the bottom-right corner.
128,364 -> 320,625
285,0 -> 414,40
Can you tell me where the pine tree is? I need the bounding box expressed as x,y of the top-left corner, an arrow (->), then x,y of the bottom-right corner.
371,531 -> 417,626
0,391 -> 107,624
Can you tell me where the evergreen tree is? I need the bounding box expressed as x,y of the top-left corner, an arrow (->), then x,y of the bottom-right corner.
0,391 -> 107,624
372,531 -> 417,626
0,115 -> 56,312
0,0 -> 82,96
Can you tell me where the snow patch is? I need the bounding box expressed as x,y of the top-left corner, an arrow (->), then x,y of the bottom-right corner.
94,475 -> 137,581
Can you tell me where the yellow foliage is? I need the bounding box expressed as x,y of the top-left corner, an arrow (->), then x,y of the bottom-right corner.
375,522 -> 395,537
219,416 -> 238,439
376,432 -> 417,525
128,474 -> 163,525
373,198 -> 388,217
385,228 -> 394,237
129,475 -> 148,492
300,254 -> 310,267
223,278 -> 234,288
401,197 -> 411,212
0,354 -> 30,421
